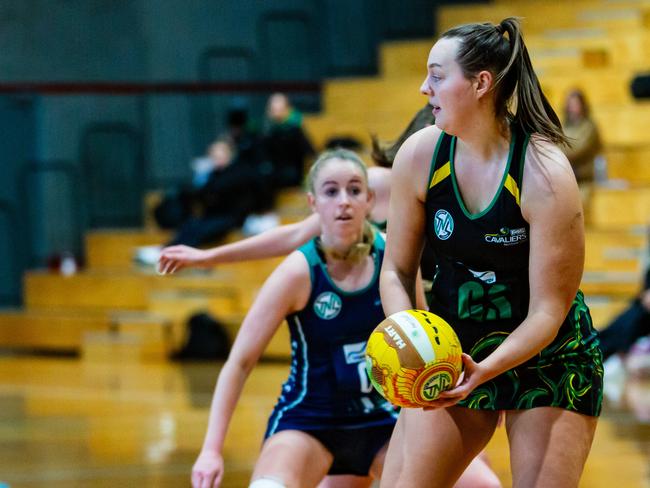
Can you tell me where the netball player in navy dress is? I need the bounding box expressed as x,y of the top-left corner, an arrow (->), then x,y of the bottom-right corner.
191,149 -> 397,488
380,18 -> 603,488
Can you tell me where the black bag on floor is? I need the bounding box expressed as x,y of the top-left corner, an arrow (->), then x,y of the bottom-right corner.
172,312 -> 231,360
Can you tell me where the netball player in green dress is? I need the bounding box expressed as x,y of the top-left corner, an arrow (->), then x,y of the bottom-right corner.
379,17 -> 603,488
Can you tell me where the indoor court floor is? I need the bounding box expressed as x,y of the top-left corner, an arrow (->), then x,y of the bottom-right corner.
0,355 -> 648,487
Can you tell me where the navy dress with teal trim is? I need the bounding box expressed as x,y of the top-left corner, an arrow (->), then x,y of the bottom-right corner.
265,233 -> 398,438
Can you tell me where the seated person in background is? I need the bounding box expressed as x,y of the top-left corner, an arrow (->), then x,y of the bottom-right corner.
220,102 -> 273,195
220,104 -> 279,236
562,88 -> 603,185
174,138 -> 276,247
263,93 -> 315,189
599,264 -> 650,367
152,140 -> 235,232
137,139 -> 268,265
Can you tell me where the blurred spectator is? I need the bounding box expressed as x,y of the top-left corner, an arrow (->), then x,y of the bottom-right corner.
153,140 -> 239,231
172,138 -> 271,247
137,138 -> 269,266
219,102 -> 275,213
219,101 -> 279,236
600,265 -> 650,363
263,93 -> 314,188
562,89 -> 603,184
153,100 -> 269,232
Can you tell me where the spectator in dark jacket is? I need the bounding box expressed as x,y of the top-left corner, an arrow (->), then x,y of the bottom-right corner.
600,266 -> 650,361
167,139 -> 259,247
263,93 -> 314,189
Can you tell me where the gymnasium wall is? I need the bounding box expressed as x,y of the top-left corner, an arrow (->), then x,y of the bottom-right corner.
0,0 -> 485,305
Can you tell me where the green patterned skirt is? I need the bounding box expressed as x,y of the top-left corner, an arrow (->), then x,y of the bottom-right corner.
455,291 -> 604,416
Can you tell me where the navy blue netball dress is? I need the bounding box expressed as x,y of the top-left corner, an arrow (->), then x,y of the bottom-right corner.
264,231 -> 397,475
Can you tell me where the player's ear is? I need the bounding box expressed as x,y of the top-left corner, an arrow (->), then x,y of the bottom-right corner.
366,188 -> 376,215
307,192 -> 316,212
474,70 -> 493,100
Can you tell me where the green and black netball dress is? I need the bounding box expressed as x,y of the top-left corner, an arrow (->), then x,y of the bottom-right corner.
424,125 -> 603,416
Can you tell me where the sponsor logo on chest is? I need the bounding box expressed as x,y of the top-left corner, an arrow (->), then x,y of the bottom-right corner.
484,226 -> 528,246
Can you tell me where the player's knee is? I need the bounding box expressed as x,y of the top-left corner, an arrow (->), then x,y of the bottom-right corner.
249,476 -> 287,488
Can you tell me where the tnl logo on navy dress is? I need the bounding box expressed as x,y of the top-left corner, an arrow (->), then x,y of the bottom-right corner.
314,291 -> 342,319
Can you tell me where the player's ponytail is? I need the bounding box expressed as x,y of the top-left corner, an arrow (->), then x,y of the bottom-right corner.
442,17 -> 567,145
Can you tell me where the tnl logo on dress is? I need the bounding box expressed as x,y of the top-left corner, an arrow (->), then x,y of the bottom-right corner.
314,291 -> 342,319
434,209 -> 454,240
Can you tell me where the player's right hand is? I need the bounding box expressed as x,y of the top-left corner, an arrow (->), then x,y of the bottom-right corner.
191,449 -> 224,488
157,245 -> 209,274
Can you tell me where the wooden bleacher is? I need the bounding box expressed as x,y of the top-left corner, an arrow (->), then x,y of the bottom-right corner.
0,185 -> 308,361
3,0 -> 650,360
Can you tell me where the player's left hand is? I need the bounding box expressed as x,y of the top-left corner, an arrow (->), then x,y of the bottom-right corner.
422,353 -> 486,409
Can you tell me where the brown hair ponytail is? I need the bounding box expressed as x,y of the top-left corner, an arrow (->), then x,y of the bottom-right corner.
442,17 -> 568,145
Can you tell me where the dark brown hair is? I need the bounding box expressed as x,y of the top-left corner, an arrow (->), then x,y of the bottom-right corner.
371,103 -> 436,167
442,17 -> 567,145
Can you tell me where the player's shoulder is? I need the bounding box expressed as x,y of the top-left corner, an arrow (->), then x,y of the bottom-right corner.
261,249 -> 313,312
397,125 -> 442,163
521,135 -> 580,219
368,166 -> 392,177
524,135 -> 576,194
269,248 -> 312,286
393,125 -> 442,177
391,125 -> 442,198
368,165 -> 392,187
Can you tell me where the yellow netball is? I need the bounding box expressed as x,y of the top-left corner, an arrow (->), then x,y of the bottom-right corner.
365,309 -> 463,408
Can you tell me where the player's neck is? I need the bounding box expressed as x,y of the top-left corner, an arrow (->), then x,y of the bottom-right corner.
455,115 -> 510,164
325,252 -> 374,290
319,225 -> 373,268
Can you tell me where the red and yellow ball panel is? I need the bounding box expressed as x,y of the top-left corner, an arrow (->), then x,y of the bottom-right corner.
366,309 -> 462,408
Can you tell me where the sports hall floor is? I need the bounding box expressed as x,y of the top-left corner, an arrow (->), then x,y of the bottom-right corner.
0,354 -> 647,487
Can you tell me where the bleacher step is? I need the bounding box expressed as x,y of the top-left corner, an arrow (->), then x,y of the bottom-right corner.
24,270 -> 240,311
584,229 -> 646,273
82,330 -> 168,362
589,186 -> 650,229
379,39 -> 432,79
0,309 -> 108,350
86,229 -> 170,269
